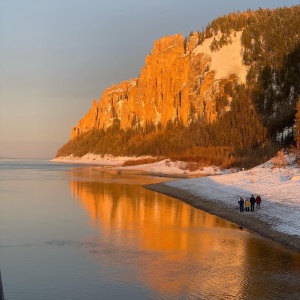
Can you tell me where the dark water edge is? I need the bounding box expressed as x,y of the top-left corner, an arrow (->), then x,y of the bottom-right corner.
145,182 -> 300,253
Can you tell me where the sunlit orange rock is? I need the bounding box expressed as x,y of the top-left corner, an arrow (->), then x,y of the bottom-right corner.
71,32 -> 245,140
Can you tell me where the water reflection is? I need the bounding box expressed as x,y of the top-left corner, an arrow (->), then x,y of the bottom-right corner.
70,170 -> 300,299
70,171 -> 237,249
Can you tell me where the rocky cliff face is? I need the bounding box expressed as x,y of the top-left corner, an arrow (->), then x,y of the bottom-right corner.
71,32 -> 246,140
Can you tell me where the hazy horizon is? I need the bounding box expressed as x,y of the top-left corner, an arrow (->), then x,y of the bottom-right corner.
0,140 -> 61,159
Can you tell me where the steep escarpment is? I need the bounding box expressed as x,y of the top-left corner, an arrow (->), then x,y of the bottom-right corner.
71,32 -> 245,140
57,6 -> 300,166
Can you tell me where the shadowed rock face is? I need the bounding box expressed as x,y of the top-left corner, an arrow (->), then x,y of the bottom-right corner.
71,32 -> 244,140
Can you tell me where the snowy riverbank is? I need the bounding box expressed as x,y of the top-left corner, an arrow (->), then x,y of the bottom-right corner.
52,153 -> 224,177
146,154 -> 300,252
53,153 -> 300,251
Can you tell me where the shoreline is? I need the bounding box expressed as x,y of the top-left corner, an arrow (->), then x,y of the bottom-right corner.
91,166 -> 204,179
145,182 -> 300,253
52,154 -> 300,253
52,155 -> 223,177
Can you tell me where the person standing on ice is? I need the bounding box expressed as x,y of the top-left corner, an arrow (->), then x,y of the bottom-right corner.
250,195 -> 256,211
238,197 -> 244,212
245,198 -> 250,212
256,195 -> 262,208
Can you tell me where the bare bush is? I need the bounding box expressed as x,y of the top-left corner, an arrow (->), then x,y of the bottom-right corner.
295,152 -> 300,166
271,150 -> 287,168
122,157 -> 165,167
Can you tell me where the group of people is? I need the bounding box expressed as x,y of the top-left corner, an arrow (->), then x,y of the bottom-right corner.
238,195 -> 261,212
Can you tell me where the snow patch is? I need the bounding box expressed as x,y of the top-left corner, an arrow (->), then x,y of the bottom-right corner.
193,31 -> 247,83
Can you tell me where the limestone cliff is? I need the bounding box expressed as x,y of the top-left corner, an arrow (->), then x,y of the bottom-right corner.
71,32 -> 246,140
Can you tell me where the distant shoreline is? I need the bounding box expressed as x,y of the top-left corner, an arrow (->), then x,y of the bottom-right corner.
52,155 -> 222,177
145,182 -> 300,253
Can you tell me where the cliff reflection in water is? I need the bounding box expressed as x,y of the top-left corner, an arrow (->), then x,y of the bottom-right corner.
70,173 -> 237,251
70,171 -> 300,299
70,172 -> 248,296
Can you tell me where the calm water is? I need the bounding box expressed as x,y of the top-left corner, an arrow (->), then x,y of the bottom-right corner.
0,159 -> 299,300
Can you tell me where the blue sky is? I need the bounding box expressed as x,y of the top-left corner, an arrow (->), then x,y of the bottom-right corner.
0,0 -> 299,158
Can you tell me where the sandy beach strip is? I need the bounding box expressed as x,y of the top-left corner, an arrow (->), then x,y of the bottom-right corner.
145,182 -> 300,253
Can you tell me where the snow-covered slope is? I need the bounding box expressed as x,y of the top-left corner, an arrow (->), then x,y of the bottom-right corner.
165,153 -> 300,238
193,31 -> 247,83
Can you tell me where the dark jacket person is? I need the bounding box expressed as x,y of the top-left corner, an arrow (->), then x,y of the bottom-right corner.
256,195 -> 262,208
238,197 -> 244,212
250,195 -> 256,211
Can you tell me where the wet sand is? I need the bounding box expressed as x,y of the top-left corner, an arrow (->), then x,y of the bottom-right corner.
145,182 -> 300,253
